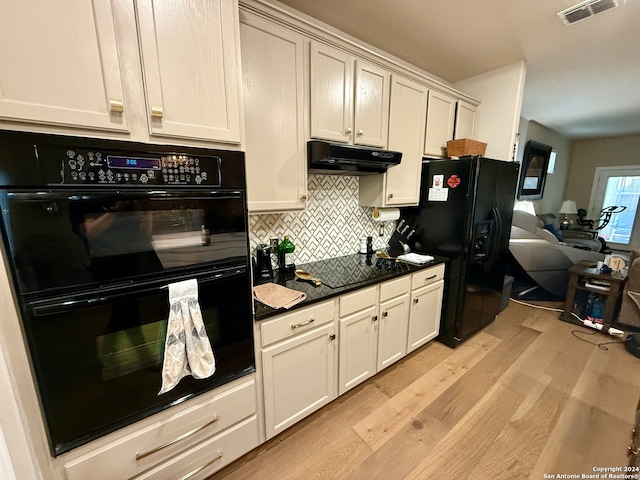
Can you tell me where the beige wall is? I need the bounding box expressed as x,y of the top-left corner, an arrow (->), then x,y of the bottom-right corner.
517,118 -> 574,215
454,61 -> 526,161
565,134 -> 640,212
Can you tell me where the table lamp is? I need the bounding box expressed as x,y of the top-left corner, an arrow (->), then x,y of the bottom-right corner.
559,200 -> 578,229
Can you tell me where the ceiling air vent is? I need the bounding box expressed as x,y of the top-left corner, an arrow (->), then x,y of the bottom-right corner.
557,0 -> 624,25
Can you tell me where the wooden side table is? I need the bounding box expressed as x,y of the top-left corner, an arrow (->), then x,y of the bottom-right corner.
560,261 -> 627,327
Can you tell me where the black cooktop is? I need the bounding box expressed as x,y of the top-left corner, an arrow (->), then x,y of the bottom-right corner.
301,253 -> 410,289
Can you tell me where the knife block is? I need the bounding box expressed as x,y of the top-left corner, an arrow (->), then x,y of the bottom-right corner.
388,230 -> 409,255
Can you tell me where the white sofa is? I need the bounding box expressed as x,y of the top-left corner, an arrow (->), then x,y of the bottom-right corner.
509,210 -> 605,296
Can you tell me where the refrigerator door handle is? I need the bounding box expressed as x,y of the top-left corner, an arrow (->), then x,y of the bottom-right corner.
484,205 -> 501,266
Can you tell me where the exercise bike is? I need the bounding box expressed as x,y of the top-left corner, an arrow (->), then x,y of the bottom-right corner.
576,205 -> 627,253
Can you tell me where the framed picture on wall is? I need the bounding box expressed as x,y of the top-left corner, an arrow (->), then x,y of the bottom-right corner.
517,140 -> 553,200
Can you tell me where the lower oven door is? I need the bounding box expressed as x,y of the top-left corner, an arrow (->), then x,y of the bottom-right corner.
23,268 -> 254,456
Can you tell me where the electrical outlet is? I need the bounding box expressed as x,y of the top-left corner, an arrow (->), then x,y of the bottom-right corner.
269,238 -> 279,253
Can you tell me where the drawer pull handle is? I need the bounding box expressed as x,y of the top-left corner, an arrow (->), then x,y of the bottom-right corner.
424,275 -> 437,282
135,416 -> 219,461
291,318 -> 314,329
177,450 -> 223,480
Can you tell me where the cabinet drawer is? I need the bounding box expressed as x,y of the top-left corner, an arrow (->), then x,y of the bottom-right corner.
132,415 -> 259,480
340,286 -> 377,317
260,300 -> 335,347
411,264 -> 445,290
379,275 -> 411,302
64,378 -> 257,480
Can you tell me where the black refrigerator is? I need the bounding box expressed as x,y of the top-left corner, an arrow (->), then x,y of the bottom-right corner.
401,156 -> 519,347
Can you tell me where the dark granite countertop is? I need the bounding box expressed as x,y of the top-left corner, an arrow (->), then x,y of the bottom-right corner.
253,252 -> 448,321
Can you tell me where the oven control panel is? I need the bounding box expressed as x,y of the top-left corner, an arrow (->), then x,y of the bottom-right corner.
37,145 -> 222,187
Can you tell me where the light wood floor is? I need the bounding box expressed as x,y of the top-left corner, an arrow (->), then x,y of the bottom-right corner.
210,300 -> 640,480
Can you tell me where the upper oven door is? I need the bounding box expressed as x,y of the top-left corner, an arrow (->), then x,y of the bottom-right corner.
1,189 -> 248,296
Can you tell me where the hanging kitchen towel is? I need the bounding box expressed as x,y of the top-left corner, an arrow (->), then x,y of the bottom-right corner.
253,282 -> 306,309
159,279 -> 216,395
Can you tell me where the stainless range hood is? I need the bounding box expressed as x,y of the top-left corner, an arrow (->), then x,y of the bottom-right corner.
307,140 -> 402,175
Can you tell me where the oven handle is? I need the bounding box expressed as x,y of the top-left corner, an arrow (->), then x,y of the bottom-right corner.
30,268 -> 247,317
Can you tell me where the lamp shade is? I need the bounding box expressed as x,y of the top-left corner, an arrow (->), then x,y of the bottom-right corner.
559,200 -> 578,215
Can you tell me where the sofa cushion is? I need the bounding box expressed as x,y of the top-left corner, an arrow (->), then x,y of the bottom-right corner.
543,223 -> 564,242
538,212 -> 562,231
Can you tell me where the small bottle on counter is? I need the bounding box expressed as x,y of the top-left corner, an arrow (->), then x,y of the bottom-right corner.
279,235 -> 296,271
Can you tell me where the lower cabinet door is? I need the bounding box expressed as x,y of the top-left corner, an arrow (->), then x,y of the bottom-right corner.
338,306 -> 377,395
262,322 -> 338,439
377,294 -> 409,371
408,280 -> 444,353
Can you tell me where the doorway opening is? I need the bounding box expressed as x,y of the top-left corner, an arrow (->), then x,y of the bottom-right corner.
588,166 -> 640,251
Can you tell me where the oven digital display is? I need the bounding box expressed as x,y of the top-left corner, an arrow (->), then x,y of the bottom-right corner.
107,156 -> 161,170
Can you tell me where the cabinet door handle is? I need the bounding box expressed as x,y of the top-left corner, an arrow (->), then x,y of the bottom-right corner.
176,450 -> 223,480
357,129 -> 363,136
628,445 -> 639,456
372,315 -> 378,321
388,193 -> 394,199
345,127 -> 353,136
109,99 -> 124,114
135,416 -> 219,461
291,318 -> 314,329
414,298 -> 419,304
301,194 -> 308,201
329,333 -> 336,341
382,311 -> 388,318
424,275 -> 437,282
151,105 -> 164,119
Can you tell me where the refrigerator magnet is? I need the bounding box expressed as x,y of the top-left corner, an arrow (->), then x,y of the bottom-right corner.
447,175 -> 461,188
428,187 -> 448,201
433,174 -> 444,189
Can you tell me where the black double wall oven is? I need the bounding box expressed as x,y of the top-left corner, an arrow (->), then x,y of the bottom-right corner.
0,130 -> 255,456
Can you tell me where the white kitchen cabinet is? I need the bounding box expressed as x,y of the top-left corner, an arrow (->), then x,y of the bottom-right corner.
0,1 -> 128,132
239,12 -> 307,212
454,100 -> 477,140
338,277 -> 410,394
338,287 -> 378,395
407,264 -> 445,353
424,90 -> 457,157
310,41 -> 390,148
0,0 -> 243,145
63,377 -> 259,480
359,75 -> 428,207
377,277 -> 410,370
135,0 -> 242,144
259,301 -> 337,439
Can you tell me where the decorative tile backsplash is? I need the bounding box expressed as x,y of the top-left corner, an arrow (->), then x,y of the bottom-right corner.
249,175 -> 396,264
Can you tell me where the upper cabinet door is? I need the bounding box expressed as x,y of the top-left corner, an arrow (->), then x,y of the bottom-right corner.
309,41 -> 353,144
353,60 -> 390,148
0,0 -> 128,132
454,100 -> 477,140
240,12 -> 307,212
135,0 -> 241,144
424,90 -> 456,157
385,76 -> 428,206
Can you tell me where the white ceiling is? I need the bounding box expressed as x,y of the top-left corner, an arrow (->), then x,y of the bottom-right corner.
272,0 -> 640,140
